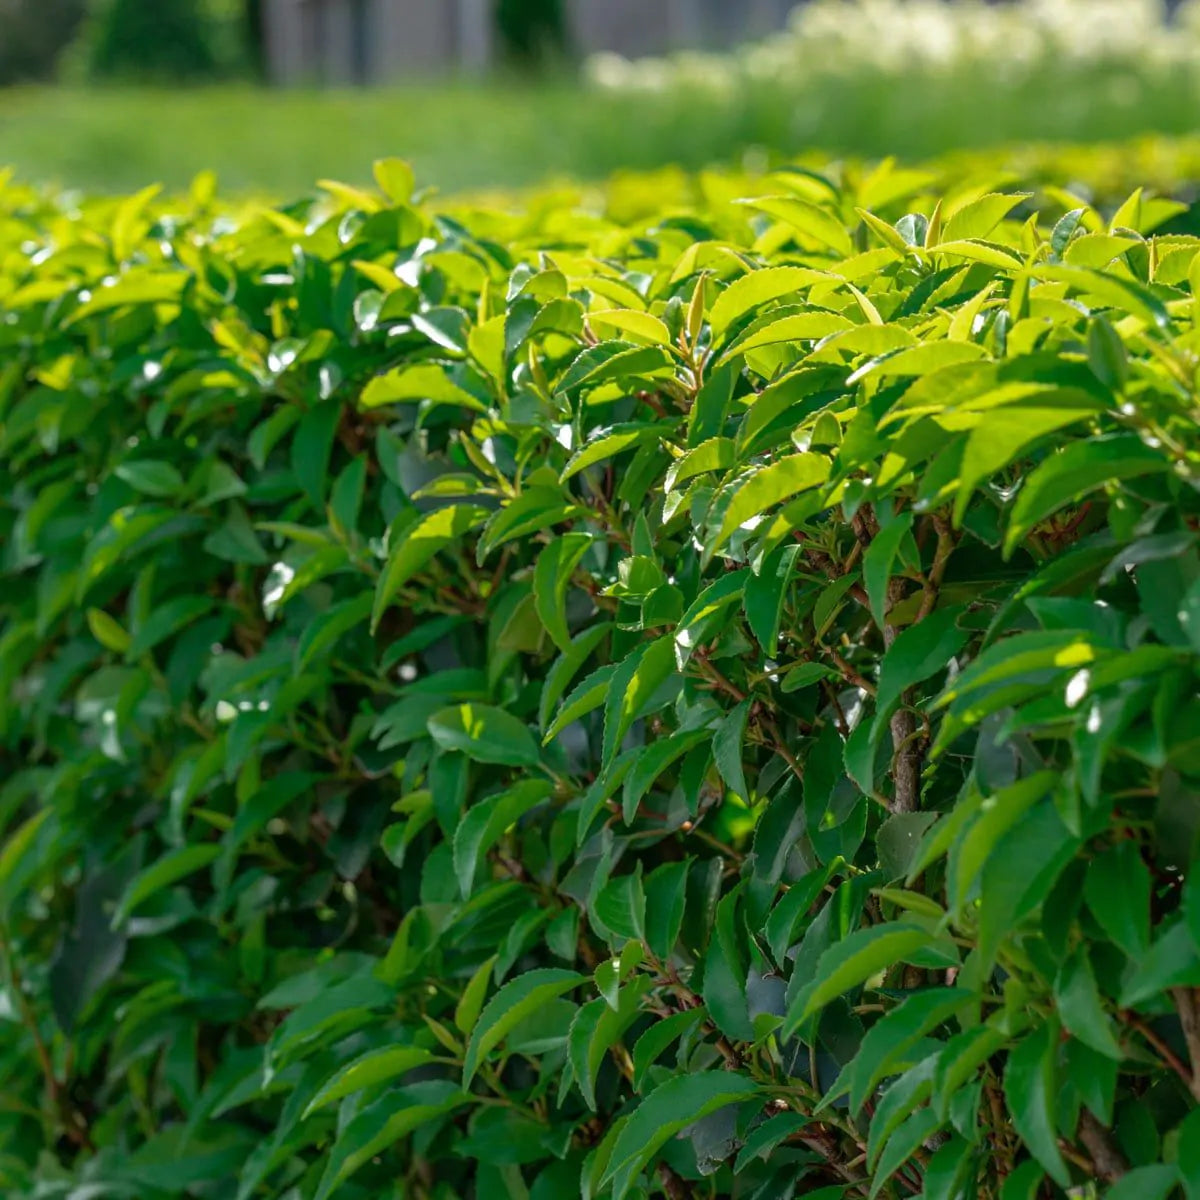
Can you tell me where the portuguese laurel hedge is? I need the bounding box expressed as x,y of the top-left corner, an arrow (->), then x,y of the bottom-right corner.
2,153 -> 1200,1199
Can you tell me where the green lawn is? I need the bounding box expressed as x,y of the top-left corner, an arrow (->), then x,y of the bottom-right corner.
3,67 -> 1199,197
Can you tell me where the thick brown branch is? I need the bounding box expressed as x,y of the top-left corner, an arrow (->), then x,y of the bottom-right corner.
1077,1110 -> 1128,1183
1172,987 -> 1200,1102
915,513 -> 956,623
888,709 -> 922,814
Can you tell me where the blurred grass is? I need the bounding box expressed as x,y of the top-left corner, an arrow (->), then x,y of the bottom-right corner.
3,68 -> 1200,197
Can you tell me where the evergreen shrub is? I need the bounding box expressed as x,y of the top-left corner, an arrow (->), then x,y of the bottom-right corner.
1,154 -> 1199,1198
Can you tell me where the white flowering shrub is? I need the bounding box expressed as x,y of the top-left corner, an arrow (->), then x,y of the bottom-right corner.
587,0 -> 1200,145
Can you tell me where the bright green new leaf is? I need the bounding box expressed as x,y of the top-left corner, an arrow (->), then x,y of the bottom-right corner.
362,363 -> 487,412
713,453 -> 830,551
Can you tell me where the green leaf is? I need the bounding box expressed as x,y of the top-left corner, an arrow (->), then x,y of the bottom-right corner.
361,363 -> 487,412
329,454 -> 367,533
455,955 -> 498,1035
594,941 -> 644,1010
313,1082 -> 467,1200
732,1111 -> 810,1173
1005,434 -> 1168,553
1055,950 -> 1122,1059
874,606 -> 968,720
631,1008 -> 706,1092
571,978 -> 651,1110
599,1071 -> 759,1199
713,699 -> 752,802
561,424 -> 661,483
86,607 -> 132,654
372,505 -> 489,632
534,534 -> 592,652
0,809 -> 53,914
863,511 -> 914,628
296,593 -> 373,671
1084,841 -> 1151,958
665,437 -> 735,491
545,663 -> 615,744
603,636 -> 676,766
127,595 -> 214,659
739,196 -> 854,256
1120,921 -> 1200,1007
919,1136 -> 974,1200
1177,1108 -> 1200,1200
942,192 -> 1031,243
1037,263 -> 1171,329
744,544 -> 803,651
1088,315 -> 1129,389
952,772 -> 1057,915
224,772 -> 323,856
622,728 -> 710,822
687,360 -> 738,446
713,453 -> 830,552
1003,1022 -> 1071,1187
303,1046 -> 436,1117
478,486 -> 581,562
673,572 -> 748,668
870,1106 -> 941,1198
590,309 -> 672,347
1104,1166 -> 1181,1200
113,844 -> 221,926
838,989 -> 975,1114
719,311 -> 855,362
954,401 -> 1099,526
290,400 -> 341,508
643,860 -> 690,961
709,265 -> 826,335
539,623 -> 611,730
115,459 -> 185,498
428,704 -> 540,767
786,924 -> 941,1031
453,780 -> 555,896
373,157 -> 415,204
594,869 -> 646,943
462,968 -> 583,1084
977,799 -> 1078,968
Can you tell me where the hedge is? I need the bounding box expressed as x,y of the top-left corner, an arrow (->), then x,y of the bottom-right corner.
1,150 -> 1199,1200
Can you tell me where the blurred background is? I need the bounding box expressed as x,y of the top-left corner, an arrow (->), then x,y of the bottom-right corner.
1,0 -> 1199,195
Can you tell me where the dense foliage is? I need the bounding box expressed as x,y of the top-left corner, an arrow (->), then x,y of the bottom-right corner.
2,150 -> 1200,1200
494,0 -> 567,66
69,0 -> 251,82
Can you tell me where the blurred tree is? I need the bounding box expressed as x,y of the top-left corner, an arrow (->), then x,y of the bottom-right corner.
72,0 -> 250,82
82,0 -> 216,79
244,0 -> 265,78
0,0 -> 86,84
494,0 -> 567,67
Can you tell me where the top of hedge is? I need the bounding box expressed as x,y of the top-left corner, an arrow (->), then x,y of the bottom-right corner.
1,143 -> 1199,1200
